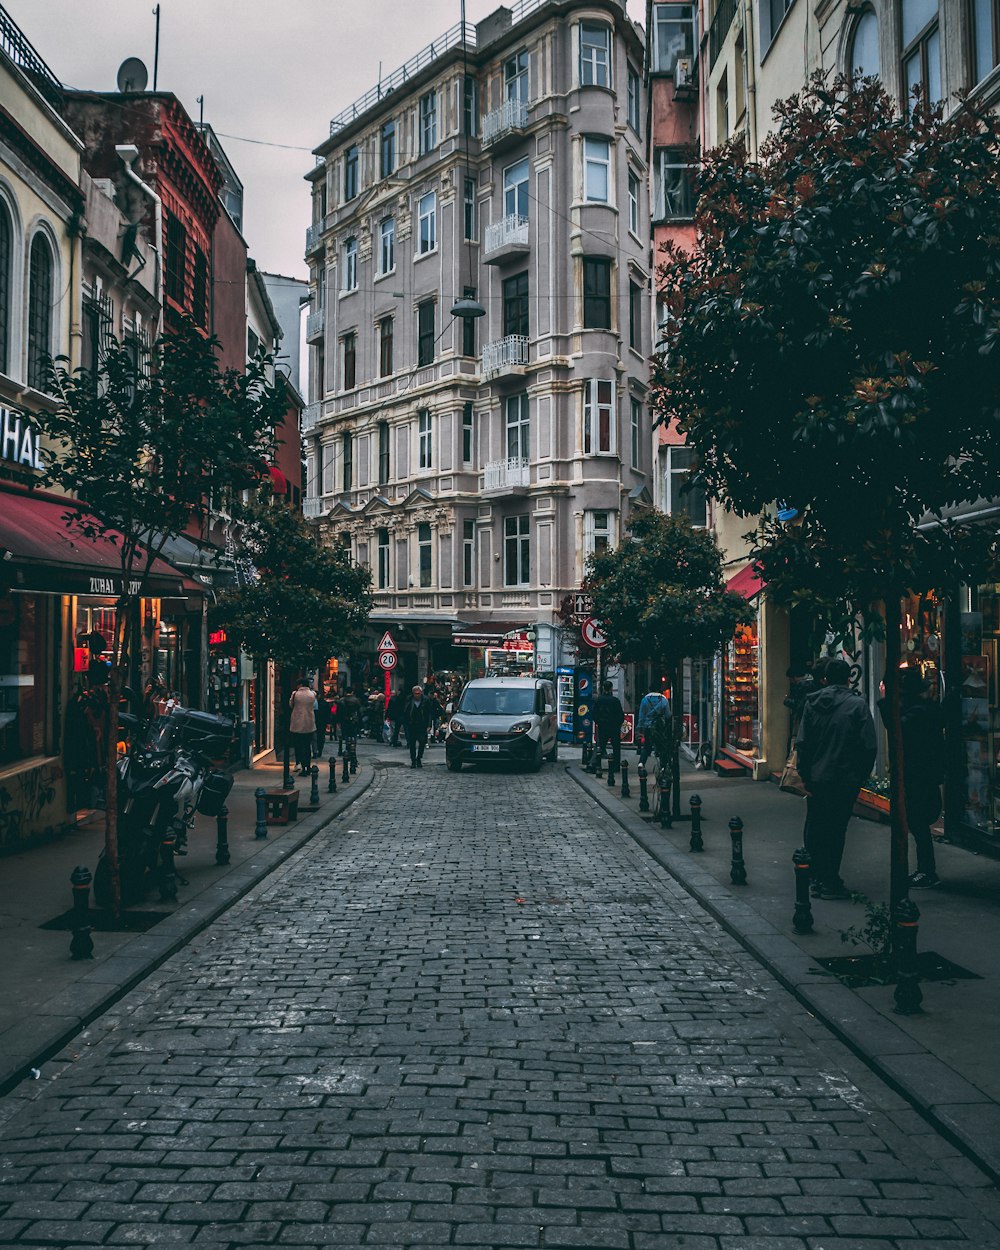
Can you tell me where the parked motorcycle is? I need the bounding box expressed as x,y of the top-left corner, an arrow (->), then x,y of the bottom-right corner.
93,701 -> 236,909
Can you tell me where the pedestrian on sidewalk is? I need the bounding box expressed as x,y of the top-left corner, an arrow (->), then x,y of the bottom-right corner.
878,667 -> 945,889
637,687 -> 671,766
796,657 -> 876,900
592,681 -> 625,772
289,679 -> 317,776
386,689 -> 405,747
403,685 -> 432,768
314,692 -> 331,758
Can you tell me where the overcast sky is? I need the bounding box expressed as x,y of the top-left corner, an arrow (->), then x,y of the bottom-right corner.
15,0 -> 646,281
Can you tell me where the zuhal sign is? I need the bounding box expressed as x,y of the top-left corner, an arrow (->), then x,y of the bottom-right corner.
1,407 -> 44,471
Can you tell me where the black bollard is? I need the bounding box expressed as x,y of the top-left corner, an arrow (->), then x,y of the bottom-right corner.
729,816 -> 747,885
581,740 -> 590,769
658,769 -> 671,828
215,805 -> 230,866
606,757 -> 616,788
328,756 -> 337,794
69,866 -> 94,960
158,830 -> 178,902
620,760 -> 630,799
310,765 -> 320,806
349,744 -> 357,775
594,745 -> 604,779
892,897 -> 924,1015
342,752 -> 350,783
792,847 -> 814,933
254,787 -> 269,839
637,764 -> 649,812
689,794 -> 703,851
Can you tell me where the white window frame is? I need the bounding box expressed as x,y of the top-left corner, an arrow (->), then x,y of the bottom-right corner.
664,444 -> 708,526
652,3 -> 698,76
580,22 -> 612,88
462,402 -> 474,465
503,159 -> 530,219
654,148 -> 696,220
584,137 -> 611,203
343,237 -> 358,292
463,519 -> 476,586
379,218 -> 395,275
628,168 -> 640,235
627,62 -> 641,133
418,191 -> 437,255
505,393 -> 530,462
464,177 -> 477,241
420,90 -> 438,154
504,49 -> 529,103
417,521 -> 433,588
584,510 -> 615,557
630,397 -> 642,469
418,409 -> 433,470
377,528 -> 390,589
504,514 -> 531,587
583,378 -> 616,455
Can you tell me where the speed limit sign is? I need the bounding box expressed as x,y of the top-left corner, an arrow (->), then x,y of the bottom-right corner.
581,616 -> 608,649
378,650 -> 397,670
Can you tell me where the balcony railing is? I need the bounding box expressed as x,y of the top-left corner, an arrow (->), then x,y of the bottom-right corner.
482,97 -> 529,146
302,496 -> 326,519
0,4 -> 62,107
305,220 -> 325,254
484,457 -> 530,491
301,402 -> 321,434
305,308 -> 325,343
481,335 -> 529,377
709,0 -> 738,70
484,214 -> 529,258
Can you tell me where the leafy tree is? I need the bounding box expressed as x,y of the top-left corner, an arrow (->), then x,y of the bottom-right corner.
585,510 -> 750,815
211,500 -> 372,782
652,76 -> 1000,902
39,320 -> 287,915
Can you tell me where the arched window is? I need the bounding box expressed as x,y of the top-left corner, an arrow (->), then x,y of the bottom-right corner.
27,232 -> 54,391
0,202 -> 10,374
849,8 -> 881,79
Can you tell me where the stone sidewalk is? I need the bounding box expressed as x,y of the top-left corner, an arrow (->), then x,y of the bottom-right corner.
0,741 -> 377,1096
571,752 -> 1000,1185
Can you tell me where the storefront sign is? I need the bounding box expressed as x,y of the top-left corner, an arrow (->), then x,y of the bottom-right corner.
1,408 -> 44,471
87,575 -> 143,597
209,629 -> 229,646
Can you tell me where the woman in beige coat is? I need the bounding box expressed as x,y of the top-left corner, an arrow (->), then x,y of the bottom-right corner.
289,679 -> 317,775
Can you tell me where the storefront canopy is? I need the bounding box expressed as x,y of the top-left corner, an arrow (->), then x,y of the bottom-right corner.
452,621 -> 530,647
726,564 -> 766,601
0,483 -> 188,598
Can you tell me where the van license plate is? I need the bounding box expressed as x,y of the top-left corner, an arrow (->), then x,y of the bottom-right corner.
472,744 -> 500,753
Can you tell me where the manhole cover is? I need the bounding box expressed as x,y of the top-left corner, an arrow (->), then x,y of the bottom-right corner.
815,951 -> 982,989
40,909 -> 170,933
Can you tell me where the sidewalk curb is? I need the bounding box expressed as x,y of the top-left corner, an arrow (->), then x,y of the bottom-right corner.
1,766 -> 378,1099
568,763 -> 1000,1186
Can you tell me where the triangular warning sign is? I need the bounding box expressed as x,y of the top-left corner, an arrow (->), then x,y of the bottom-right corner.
377,631 -> 397,652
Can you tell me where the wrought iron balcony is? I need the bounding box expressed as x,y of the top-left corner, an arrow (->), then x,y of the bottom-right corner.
305,221 -> 325,255
484,457 -> 530,492
305,308 -> 325,344
481,335 -> 529,378
484,214 -> 529,264
301,402 -> 321,434
709,0 -> 738,69
302,496 -> 326,519
482,97 -> 529,147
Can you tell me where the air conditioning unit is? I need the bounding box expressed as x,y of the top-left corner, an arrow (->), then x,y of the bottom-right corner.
674,57 -> 695,93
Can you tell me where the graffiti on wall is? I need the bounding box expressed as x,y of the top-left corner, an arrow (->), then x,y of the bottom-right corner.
0,760 -> 64,850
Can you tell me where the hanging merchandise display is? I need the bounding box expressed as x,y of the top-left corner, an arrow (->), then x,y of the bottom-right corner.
208,629 -> 240,718
723,621 -> 760,756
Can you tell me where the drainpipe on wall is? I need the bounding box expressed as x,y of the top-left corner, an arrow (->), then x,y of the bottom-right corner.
115,144 -> 163,339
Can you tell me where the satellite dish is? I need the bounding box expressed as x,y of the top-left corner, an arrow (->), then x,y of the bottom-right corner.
116,57 -> 149,93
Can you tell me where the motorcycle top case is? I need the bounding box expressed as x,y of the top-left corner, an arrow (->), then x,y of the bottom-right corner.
197,769 -> 234,816
156,708 -> 235,760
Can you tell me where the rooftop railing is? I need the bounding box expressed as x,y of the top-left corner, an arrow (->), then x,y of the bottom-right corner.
0,3 -> 62,107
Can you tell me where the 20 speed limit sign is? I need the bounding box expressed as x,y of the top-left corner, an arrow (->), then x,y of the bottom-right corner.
378,650 -> 397,670
581,616 -> 608,649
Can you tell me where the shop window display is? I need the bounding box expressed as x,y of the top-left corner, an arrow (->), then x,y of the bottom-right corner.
0,593 -> 49,764
723,621 -> 759,755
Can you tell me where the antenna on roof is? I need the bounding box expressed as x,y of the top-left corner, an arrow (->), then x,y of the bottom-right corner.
152,4 -> 161,89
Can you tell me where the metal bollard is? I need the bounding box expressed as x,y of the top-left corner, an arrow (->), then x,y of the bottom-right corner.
606,757 -> 616,788
892,898 -> 924,1015
729,816 -> 747,885
69,866 -> 94,960
328,756 -> 337,793
620,760 -> 630,799
792,847 -> 814,933
215,805 -> 230,866
159,830 -> 178,902
254,787 -> 269,839
310,765 -> 320,806
637,764 -> 649,812
658,769 -> 671,828
581,740 -> 590,769
594,745 -> 604,779
349,742 -> 358,775
689,794 -> 703,851
342,752 -> 350,783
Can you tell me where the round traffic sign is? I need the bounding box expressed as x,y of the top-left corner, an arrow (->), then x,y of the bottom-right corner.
581,616 -> 608,649
378,650 -> 397,670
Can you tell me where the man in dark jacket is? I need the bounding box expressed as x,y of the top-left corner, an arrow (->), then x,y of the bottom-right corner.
386,689 -> 404,747
797,658 -> 876,900
591,681 -> 625,774
403,685 -> 432,768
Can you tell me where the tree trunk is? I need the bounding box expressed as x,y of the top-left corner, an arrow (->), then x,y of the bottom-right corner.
882,595 -> 910,906
671,660 -> 684,818
104,604 -> 130,921
280,666 -> 294,788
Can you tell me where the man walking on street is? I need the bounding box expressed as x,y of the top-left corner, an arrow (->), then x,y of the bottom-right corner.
796,657 -> 876,900
637,687 -> 671,767
404,685 -> 432,769
386,688 -> 404,747
592,681 -> 625,774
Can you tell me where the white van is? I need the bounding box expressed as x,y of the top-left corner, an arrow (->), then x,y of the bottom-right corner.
444,676 -> 558,772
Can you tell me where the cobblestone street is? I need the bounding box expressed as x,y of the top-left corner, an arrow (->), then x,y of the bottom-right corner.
2,760 -> 999,1249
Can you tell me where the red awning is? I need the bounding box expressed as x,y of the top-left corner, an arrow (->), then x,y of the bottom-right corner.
268,466 -> 289,495
0,483 -> 188,597
726,564 -> 766,601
